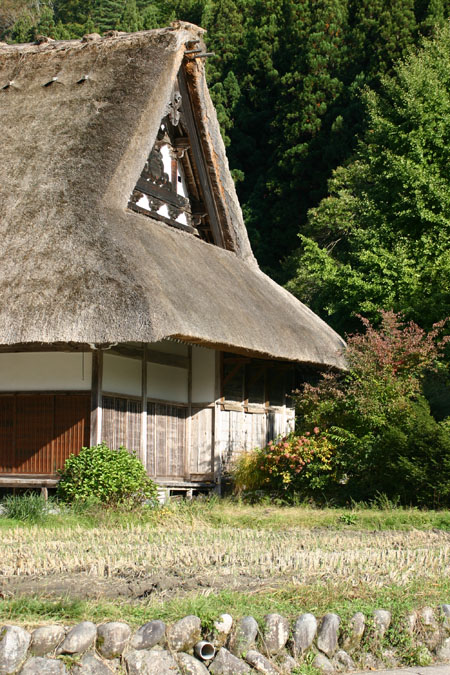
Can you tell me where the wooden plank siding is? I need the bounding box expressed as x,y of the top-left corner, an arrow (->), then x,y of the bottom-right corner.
147,402 -> 187,479
101,396 -> 142,454
190,407 -> 214,478
218,407 -> 294,471
0,394 -> 90,475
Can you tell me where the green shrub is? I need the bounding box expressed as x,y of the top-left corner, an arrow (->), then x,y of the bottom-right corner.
57,443 -> 158,508
232,430 -> 334,498
294,311 -> 450,506
1,492 -> 48,523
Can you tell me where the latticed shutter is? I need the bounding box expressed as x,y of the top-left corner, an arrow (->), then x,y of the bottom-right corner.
0,394 -> 90,475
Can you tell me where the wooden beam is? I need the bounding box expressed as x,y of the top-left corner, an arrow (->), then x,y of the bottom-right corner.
109,345 -> 189,370
185,346 -> 192,481
214,350 -> 221,492
177,70 -> 225,248
140,344 -> 148,470
90,350 -> 103,446
0,343 -> 92,354
0,478 -> 59,487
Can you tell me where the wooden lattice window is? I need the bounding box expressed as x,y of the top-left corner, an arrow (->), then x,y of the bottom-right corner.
128,74 -> 219,245
221,354 -> 292,408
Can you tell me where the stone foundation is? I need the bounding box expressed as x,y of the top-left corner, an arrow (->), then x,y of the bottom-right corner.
1,604 -> 450,673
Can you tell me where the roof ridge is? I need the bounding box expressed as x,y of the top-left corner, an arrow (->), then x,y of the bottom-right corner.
0,23 -> 205,53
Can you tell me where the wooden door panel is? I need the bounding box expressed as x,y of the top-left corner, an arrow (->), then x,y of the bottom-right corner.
15,395 -> 53,474
147,402 -> 187,479
190,407 -> 213,478
101,396 -> 141,454
0,397 -> 15,473
0,394 -> 90,475
54,395 -> 90,474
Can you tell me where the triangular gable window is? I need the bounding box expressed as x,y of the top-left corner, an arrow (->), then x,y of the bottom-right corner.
128,71 -> 223,247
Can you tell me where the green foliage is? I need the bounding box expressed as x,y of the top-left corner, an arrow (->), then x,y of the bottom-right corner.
91,0 -> 126,33
288,21 -> 450,333
1,493 -> 49,523
117,0 -> 143,32
294,311 -> 450,506
232,430 -> 334,498
57,443 -> 158,507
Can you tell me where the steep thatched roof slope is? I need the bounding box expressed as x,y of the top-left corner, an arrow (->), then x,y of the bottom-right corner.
0,25 -> 346,368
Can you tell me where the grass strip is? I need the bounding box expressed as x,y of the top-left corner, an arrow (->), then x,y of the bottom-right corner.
0,499 -> 450,531
2,578 -> 450,629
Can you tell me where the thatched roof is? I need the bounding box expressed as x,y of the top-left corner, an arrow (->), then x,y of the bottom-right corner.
0,24 -> 346,369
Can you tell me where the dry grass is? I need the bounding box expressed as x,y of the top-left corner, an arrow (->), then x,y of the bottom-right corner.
2,522 -> 449,588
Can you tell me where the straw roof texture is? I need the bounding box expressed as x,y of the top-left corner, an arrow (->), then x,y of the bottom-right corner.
0,25 -> 346,368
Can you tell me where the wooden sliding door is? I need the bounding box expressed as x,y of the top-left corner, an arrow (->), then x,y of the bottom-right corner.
146,402 -> 187,479
0,393 -> 90,475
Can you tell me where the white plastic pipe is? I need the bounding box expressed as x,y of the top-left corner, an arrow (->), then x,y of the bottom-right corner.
194,641 -> 215,660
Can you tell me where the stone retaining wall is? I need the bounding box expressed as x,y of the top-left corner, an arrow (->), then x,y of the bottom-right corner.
1,604 -> 450,674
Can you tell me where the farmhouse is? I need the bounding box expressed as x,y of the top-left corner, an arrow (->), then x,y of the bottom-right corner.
0,23 -> 345,495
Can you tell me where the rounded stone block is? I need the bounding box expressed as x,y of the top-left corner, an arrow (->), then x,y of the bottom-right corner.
96,621 -> 131,658
441,604 -> 450,633
333,649 -> 355,671
131,620 -> 166,650
245,649 -> 278,674
312,653 -> 335,674
125,648 -> 179,674
211,615 -> 233,647
167,615 -> 201,652
30,626 -> 65,657
228,616 -> 258,657
340,612 -> 365,652
373,610 -> 391,639
214,615 -> 233,636
436,636 -> 450,661
177,652 -> 209,674
57,621 -> 97,655
0,625 -> 31,674
317,613 -> 340,657
293,613 -> 317,654
19,657 -> 66,674
262,614 -> 289,654
73,653 -> 121,673
419,607 -> 440,650
209,647 -> 251,674
279,655 -> 297,673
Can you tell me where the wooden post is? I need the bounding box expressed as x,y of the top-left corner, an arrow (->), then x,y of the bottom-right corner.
140,344 -> 148,470
90,349 -> 103,447
185,345 -> 193,481
213,350 -> 222,494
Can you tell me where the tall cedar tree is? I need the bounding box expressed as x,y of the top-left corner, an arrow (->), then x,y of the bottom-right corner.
287,22 -> 450,334
91,0 -> 126,33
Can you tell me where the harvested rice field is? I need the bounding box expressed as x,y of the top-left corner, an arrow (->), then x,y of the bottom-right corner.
1,501 -> 449,626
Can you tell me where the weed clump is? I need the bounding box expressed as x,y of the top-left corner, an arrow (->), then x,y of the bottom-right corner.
1,492 -> 49,523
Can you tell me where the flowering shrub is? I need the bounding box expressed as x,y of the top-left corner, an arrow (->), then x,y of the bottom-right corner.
294,311 -> 450,506
232,430 -> 335,497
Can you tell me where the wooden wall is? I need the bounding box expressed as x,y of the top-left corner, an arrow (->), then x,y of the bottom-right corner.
217,407 -> 295,470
